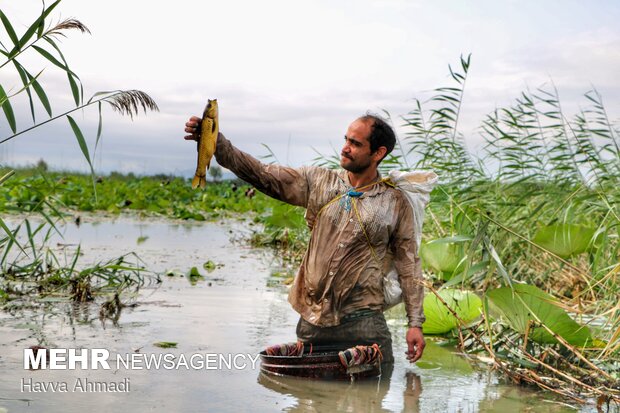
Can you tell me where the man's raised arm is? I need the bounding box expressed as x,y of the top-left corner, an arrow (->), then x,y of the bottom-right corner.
184,116 -> 310,207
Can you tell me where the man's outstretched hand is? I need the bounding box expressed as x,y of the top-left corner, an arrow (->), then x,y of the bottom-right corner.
405,327 -> 425,363
184,116 -> 201,141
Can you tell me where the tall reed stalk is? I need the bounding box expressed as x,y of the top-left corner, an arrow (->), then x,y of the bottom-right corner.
0,1 -> 160,312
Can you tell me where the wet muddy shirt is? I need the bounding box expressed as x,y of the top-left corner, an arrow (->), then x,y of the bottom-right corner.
215,135 -> 425,328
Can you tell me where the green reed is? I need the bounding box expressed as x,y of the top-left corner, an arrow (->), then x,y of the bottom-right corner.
0,1 -> 160,310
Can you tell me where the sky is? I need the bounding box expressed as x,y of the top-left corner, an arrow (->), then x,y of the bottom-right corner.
1,0 -> 619,177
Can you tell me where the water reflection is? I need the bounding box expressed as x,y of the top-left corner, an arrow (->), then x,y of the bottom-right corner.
2,301 -> 100,347
256,333 -> 585,412
257,365 -> 423,413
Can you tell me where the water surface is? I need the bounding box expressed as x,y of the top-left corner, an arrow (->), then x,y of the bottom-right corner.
0,215 -> 593,412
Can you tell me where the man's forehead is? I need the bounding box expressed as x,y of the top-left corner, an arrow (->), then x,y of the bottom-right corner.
346,119 -> 372,141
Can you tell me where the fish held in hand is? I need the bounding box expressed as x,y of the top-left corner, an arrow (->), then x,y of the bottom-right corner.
192,99 -> 219,189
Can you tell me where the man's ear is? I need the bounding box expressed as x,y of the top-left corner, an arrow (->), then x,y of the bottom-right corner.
373,146 -> 387,163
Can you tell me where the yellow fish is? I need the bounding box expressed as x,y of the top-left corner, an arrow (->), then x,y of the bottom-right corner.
192,99 -> 218,189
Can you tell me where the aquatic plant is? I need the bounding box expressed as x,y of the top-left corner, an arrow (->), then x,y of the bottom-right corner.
394,56 -> 620,405
421,289 -> 481,334
0,168 -> 279,219
0,1 -> 161,319
0,1 -> 158,232
0,218 -> 158,311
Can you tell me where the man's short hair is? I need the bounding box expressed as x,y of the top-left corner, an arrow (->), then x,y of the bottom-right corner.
359,113 -> 396,161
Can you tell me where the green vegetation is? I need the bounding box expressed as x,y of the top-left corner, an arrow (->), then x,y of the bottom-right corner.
398,56 -> 618,404
0,1 -> 157,315
0,216 -> 157,326
0,167 -> 282,220
0,167 -> 303,296
420,289 -> 481,335
0,1 -> 157,182
153,341 -> 178,349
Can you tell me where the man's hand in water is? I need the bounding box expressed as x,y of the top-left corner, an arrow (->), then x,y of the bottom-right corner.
406,327 -> 425,362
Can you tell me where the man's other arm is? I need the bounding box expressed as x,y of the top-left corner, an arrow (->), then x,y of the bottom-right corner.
391,198 -> 426,362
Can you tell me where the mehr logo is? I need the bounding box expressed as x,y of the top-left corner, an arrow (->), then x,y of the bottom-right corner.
24,348 -> 110,370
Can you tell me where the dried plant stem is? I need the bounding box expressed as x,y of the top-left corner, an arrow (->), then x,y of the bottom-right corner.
522,349 -> 618,402
424,277 -> 619,404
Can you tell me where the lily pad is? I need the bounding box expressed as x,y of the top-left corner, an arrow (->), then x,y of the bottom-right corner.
203,260 -> 223,272
420,238 -> 467,280
154,341 -> 177,349
186,267 -> 205,285
422,289 -> 482,335
486,284 -> 593,346
532,224 -> 596,259
414,340 -> 473,373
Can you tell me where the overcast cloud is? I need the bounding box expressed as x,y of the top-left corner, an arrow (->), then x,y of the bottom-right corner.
1,0 -> 619,177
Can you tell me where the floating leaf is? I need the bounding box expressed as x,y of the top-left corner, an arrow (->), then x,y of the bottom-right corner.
154,341 -> 177,349
533,224 -> 596,258
164,269 -> 184,277
188,266 -> 201,277
414,340 -> 473,373
186,266 -> 205,285
486,284 -> 593,346
422,289 -> 482,335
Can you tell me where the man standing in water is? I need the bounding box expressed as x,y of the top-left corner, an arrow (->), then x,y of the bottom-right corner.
184,113 -> 425,363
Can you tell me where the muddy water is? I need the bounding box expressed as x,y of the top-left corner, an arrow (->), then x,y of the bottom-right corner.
0,215 -> 591,412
